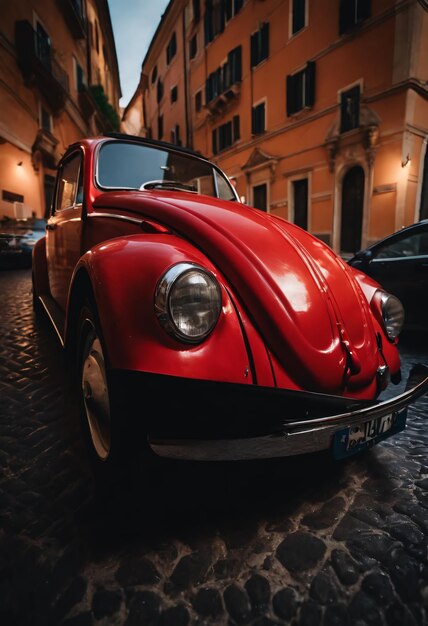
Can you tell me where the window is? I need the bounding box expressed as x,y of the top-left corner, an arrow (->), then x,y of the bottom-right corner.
225,0 -> 243,22
190,34 -> 197,59
193,0 -> 201,23
158,115 -> 163,139
375,232 -> 428,259
291,0 -> 306,35
253,184 -> 268,212
56,153 -> 82,212
166,32 -> 177,64
339,0 -> 371,34
40,105 -> 52,132
195,90 -> 203,112
340,85 -> 360,133
156,79 -> 164,103
2,190 -> 24,203
205,45 -> 242,103
151,65 -> 158,84
292,178 -> 308,230
171,85 -> 178,103
252,102 -> 265,135
171,125 -> 181,146
204,0 -> 225,44
74,59 -> 85,92
286,61 -> 316,116
250,22 -> 269,68
212,115 -> 240,154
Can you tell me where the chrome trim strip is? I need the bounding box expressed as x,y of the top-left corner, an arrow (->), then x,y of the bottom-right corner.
284,372 -> 428,430
89,212 -> 143,226
39,296 -> 65,347
149,369 -> 428,461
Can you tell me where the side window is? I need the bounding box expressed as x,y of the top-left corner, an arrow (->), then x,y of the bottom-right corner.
55,153 -> 82,212
375,232 -> 428,259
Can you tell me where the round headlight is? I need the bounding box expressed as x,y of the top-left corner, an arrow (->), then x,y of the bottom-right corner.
155,263 -> 222,343
380,292 -> 404,340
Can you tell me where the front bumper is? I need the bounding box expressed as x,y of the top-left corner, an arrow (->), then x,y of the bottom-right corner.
109,365 -> 428,461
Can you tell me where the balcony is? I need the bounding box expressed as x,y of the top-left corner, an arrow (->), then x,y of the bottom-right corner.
15,20 -> 69,111
56,0 -> 86,39
206,83 -> 240,117
32,128 -> 59,171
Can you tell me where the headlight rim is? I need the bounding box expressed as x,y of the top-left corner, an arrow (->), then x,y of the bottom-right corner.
155,261 -> 222,344
380,291 -> 405,341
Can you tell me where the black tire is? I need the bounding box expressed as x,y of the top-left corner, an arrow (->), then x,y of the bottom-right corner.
75,299 -> 127,483
74,297 -> 159,486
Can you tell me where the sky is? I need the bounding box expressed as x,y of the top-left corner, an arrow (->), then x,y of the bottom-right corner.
108,0 -> 170,108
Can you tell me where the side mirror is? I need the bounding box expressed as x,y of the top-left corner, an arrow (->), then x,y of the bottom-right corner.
350,249 -> 373,269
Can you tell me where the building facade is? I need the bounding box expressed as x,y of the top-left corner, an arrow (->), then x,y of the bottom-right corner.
0,0 -> 121,219
134,0 -> 428,253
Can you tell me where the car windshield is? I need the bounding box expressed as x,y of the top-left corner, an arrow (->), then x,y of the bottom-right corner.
96,141 -> 237,201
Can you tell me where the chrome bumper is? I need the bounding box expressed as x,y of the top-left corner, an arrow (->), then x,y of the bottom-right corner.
149,365 -> 428,461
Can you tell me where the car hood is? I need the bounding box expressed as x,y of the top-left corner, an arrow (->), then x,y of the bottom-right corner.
94,191 -> 379,393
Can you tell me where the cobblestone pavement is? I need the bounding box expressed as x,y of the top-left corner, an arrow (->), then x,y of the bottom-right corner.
1,269 -> 428,626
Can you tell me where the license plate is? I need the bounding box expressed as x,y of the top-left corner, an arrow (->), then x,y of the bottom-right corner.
332,409 -> 407,459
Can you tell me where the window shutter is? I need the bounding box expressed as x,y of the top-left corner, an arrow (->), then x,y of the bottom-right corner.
212,129 -> 218,155
227,46 -> 241,84
220,0 -> 226,32
339,0 -> 353,34
305,61 -> 315,107
233,115 -> 240,141
250,32 -> 257,67
261,22 -> 269,60
292,0 -> 305,34
286,74 -> 295,116
204,0 -> 213,43
357,0 -> 371,22
234,0 -> 243,14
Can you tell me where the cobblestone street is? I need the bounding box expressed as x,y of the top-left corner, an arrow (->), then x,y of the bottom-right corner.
1,268 -> 428,626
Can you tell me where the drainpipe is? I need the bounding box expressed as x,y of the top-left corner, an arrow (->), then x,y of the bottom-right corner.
182,10 -> 191,148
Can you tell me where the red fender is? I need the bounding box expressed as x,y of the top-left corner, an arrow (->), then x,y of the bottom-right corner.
68,233 -> 259,385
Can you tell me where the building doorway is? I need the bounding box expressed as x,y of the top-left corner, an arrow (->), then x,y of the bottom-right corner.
341,165 -> 364,254
292,178 -> 308,230
252,183 -> 268,212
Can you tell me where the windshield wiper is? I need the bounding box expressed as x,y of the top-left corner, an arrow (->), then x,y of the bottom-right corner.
140,180 -> 197,193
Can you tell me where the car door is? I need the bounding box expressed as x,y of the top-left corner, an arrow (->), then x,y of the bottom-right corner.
46,151 -> 84,312
366,223 -> 428,329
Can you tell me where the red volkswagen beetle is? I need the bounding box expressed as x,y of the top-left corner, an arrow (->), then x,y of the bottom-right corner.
32,134 -> 428,474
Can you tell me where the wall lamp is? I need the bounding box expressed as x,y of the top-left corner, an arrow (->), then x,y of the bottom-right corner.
401,154 -> 410,168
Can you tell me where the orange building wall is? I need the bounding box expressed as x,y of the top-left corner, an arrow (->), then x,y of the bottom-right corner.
139,0 -> 428,252
0,0 -> 121,219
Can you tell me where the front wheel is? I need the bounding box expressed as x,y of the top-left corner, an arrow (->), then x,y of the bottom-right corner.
75,302 -> 125,481
80,313 -> 112,461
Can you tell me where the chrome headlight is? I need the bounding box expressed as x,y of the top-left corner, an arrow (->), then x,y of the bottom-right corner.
155,263 -> 222,343
380,292 -> 404,340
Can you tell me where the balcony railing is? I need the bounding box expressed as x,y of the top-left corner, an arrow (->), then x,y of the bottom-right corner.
56,0 -> 86,39
15,20 -> 69,111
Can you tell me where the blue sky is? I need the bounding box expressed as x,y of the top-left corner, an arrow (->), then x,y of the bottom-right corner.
108,0 -> 170,108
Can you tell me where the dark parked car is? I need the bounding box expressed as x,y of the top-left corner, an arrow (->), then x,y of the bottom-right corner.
0,217 -> 46,268
348,220 -> 428,331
